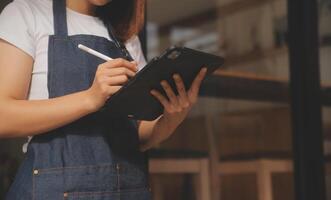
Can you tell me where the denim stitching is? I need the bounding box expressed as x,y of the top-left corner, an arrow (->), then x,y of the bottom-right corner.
117,163 -> 120,192
32,171 -> 35,200
36,163 -> 118,173
53,35 -> 118,43
66,188 -> 149,198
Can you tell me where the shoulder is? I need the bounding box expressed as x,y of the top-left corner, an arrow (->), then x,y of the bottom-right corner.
0,0 -> 50,20
0,0 -> 46,58
0,0 -> 35,27
0,0 -> 53,37
1,0 -> 33,15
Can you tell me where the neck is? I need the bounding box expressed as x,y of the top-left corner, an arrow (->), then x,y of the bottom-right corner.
66,0 -> 96,16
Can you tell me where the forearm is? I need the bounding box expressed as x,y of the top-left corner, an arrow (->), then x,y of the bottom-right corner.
138,116 -> 180,152
0,90 -> 94,138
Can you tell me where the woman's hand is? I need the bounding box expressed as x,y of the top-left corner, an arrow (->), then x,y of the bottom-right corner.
85,58 -> 138,112
150,67 -> 208,127
0,41 -> 139,137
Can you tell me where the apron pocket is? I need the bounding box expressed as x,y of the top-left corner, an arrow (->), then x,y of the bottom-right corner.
33,164 -> 150,200
33,164 -> 118,200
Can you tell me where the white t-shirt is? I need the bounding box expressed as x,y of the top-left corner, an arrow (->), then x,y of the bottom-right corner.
0,0 -> 147,152
0,0 -> 147,100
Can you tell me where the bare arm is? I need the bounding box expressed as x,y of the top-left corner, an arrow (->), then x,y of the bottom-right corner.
138,116 -> 180,152
0,40 -> 138,138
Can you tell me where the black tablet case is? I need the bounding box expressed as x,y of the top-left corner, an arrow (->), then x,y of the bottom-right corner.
104,46 -> 225,121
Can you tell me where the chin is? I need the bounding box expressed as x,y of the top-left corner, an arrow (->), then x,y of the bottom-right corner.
88,0 -> 111,6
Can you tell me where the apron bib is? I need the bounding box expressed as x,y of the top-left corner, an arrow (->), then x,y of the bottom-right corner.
6,0 -> 151,199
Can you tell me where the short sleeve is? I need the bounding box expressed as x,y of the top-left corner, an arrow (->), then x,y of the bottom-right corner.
0,1 -> 35,58
125,36 -> 147,71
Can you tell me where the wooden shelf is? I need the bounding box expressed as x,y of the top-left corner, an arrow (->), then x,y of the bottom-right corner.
200,70 -> 289,103
223,46 -> 288,67
222,41 -> 330,68
217,0 -> 278,18
200,70 -> 331,106
213,70 -> 286,82
159,0 -> 280,35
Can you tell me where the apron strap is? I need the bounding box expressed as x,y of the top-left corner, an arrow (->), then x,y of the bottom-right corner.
53,0 -> 68,36
52,0 -> 133,61
105,22 -> 134,61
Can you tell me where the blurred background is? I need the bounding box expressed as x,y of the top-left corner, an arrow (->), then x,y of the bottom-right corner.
1,0 -> 331,199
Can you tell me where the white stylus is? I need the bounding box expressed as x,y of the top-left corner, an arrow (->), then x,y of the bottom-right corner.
78,44 -> 113,61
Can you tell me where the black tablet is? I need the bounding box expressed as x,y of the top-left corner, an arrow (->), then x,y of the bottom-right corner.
104,46 -> 225,121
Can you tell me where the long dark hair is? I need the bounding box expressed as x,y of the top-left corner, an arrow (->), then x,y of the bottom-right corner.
96,0 -> 145,43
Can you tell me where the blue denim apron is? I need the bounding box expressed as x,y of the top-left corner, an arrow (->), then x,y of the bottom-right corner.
6,0 -> 151,199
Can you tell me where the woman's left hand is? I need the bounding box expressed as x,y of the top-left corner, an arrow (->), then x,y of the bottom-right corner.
150,67 -> 208,127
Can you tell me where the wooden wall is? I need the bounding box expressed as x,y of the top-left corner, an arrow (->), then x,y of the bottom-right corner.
152,106 -> 294,200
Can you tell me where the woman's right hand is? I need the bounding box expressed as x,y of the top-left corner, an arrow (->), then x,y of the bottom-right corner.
0,39 -> 138,137
85,58 -> 138,112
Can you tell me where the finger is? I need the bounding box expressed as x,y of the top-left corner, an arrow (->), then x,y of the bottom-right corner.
105,85 -> 122,99
102,58 -> 138,72
150,89 -> 171,109
104,85 -> 122,98
173,74 -> 190,107
160,80 -> 179,106
131,61 -> 138,66
103,67 -> 136,78
103,75 -> 130,86
189,67 -> 207,97
109,86 -> 122,94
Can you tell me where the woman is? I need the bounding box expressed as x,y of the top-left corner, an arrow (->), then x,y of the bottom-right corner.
0,0 -> 207,199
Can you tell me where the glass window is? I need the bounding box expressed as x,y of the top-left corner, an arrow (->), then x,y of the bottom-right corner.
147,0 -> 294,199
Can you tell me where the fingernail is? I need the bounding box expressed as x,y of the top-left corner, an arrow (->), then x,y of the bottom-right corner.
161,80 -> 166,85
173,74 -> 180,79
